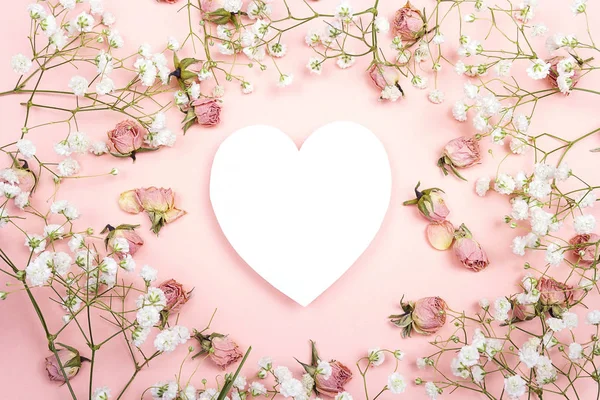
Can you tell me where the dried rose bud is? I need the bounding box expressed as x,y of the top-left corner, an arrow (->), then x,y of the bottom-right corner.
453,224 -> 489,272
297,341 -> 352,397
537,277 -> 580,316
118,187 -> 186,235
107,120 -> 145,156
102,224 -> 144,258
569,233 -> 600,264
368,63 -> 402,90
546,55 -> 582,95
158,279 -> 192,313
404,182 -> 450,222
438,136 -> 482,180
194,332 -> 243,369
45,346 -> 83,383
315,360 -> 352,397
389,297 -> 447,337
392,2 -> 426,41
511,301 -> 536,322
426,221 -> 455,250
192,98 -> 222,126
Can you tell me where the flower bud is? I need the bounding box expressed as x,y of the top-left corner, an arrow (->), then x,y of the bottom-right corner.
107,120 -> 145,156
569,233 -> 600,264
45,346 -> 83,383
403,182 -> 450,222
452,224 -> 489,272
438,137 -> 482,180
389,297 -> 448,337
392,2 -> 426,41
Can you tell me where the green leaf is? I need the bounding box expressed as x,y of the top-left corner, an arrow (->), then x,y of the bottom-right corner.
179,57 -> 201,70
216,347 -> 252,400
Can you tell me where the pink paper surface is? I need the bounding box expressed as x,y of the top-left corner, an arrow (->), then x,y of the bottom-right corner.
0,0 -> 599,399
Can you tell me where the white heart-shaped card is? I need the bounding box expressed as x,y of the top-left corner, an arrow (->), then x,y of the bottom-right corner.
210,121 -> 391,306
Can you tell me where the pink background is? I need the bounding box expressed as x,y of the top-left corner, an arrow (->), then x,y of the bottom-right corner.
1,0 -> 600,399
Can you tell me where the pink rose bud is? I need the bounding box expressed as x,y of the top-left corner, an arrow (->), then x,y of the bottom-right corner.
315,360 -> 353,397
452,224 -> 489,272
192,98 -> 222,126
102,224 -> 144,258
107,120 -> 145,156
438,136 -> 482,180
118,187 -> 187,235
538,277 -> 576,313
297,340 -> 353,397
511,301 -> 536,322
157,279 -> 191,313
210,336 -> 243,369
426,220 -> 455,250
392,1 -> 426,41
403,182 -> 450,222
368,63 -> 402,90
546,55 -> 582,95
45,346 -> 83,383
3,167 -> 37,193
569,233 -> 600,264
389,296 -> 447,337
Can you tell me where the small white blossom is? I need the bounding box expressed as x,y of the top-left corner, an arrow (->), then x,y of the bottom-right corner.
11,54 -> 32,75
574,214 -> 596,234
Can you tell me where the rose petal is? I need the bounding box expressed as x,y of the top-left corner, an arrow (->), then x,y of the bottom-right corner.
426,221 -> 455,250
118,190 -> 142,214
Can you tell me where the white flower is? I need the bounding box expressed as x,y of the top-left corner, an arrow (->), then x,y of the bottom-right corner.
510,198 -> 529,221
452,100 -> 468,122
249,382 -> 267,396
307,58 -> 324,75
72,12 -> 95,33
305,29 -> 322,46
41,15 -> 58,36
44,224 -> 64,240
381,86 -> 402,102
518,337 -> 541,368
455,60 -> 467,75
574,214 -> 596,234
531,23 -> 548,36
568,342 -> 583,360
107,30 -> 124,48
464,13 -> 476,22
151,381 -> 178,400
68,234 -> 84,252
316,360 -> 332,379
136,306 -> 160,328
58,158 -> 80,177
257,356 -> 272,370
368,348 -> 385,366
335,1 -> 354,23
96,77 -> 115,95
140,265 -> 158,283
154,325 -> 190,352
546,317 -> 566,332
11,54 -> 32,75
334,393 -> 353,400
28,3 -> 47,19
132,326 -> 151,347
473,177 -> 489,197
530,207 -> 557,236
25,257 -> 52,286
16,139 -> 36,159
167,36 -> 180,51
102,12 -> 116,26
574,192 -> 595,211
411,75 -> 428,89
463,82 -> 479,99
14,191 -> 30,209
137,287 -> 167,310
545,243 -> 564,266
571,0 -> 587,14
494,297 -> 511,321
529,179 -> 552,200
92,387 -> 111,400
337,54 -> 356,69
586,310 -> 600,325
25,234 -> 46,254
563,312 -> 578,329
504,375 -> 526,398
479,298 -> 490,309
180,385 -> 196,400
472,365 -> 485,383
494,173 -> 516,195
67,132 -> 91,154
387,372 -> 407,394
279,378 -> 303,397
89,0 -> 104,15
432,33 -> 445,45
69,76 -> 89,97
424,382 -> 440,399
535,356 -> 557,385
274,366 -> 293,382
428,89 -> 445,104
555,163 -> 571,181
533,163 -> 555,181
458,345 -> 480,366
53,252 -> 72,275
90,141 -> 109,155
374,16 -> 390,33
526,59 -> 551,80
268,42 -> 287,58
223,0 -> 243,13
